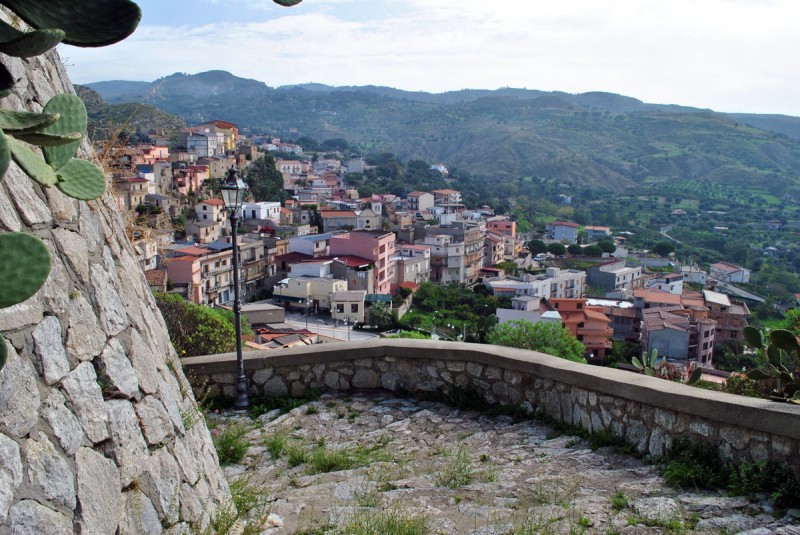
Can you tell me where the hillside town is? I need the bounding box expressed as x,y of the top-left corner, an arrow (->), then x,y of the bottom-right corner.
112,120 -> 757,367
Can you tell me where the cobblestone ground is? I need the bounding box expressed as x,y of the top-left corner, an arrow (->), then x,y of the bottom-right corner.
207,391 -> 800,534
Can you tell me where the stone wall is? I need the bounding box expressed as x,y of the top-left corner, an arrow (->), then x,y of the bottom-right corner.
0,45 -> 230,533
184,339 -> 800,470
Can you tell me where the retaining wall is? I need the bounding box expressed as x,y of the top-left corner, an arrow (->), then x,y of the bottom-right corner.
183,339 -> 800,469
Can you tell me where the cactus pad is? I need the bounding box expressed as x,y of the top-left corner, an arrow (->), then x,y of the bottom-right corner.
0,129 -> 9,180
7,137 -> 57,187
13,131 -> 82,146
770,329 -> 799,352
41,94 -> 86,169
0,23 -> 65,58
55,158 -> 106,200
1,0 -> 142,48
273,0 -> 303,5
0,232 -> 51,308
0,109 -> 60,133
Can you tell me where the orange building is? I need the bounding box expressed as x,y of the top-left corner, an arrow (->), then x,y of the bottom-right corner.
551,298 -> 613,359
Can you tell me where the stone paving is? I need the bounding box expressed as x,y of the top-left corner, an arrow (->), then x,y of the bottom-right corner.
208,391 -> 800,534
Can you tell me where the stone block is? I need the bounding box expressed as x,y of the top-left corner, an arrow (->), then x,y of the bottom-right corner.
454,373 -> 469,389
354,358 -> 373,368
98,338 -> 141,399
263,377 -> 289,398
61,361 -> 109,444
118,490 -> 162,535
0,342 -> 40,438
0,433 -> 22,524
129,330 -> 160,395
352,369 -> 380,389
31,316 -> 70,385
485,366 -> 501,380
136,396 -> 174,446
503,369 -> 521,385
323,371 -> 340,390
446,361 -> 465,372
106,400 -> 150,487
466,362 -> 483,377
140,449 -> 181,526
76,447 -> 123,535
91,263 -> 129,336
654,408 -> 677,431
8,500 -> 72,535
26,432 -> 75,510
720,426 -> 749,450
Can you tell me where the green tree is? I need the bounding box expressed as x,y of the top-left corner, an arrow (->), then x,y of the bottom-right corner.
653,241 -> 676,257
244,154 -> 287,202
584,244 -> 604,257
487,320 -> 586,363
597,240 -> 616,254
547,242 -> 566,256
365,302 -> 398,331
567,243 -> 582,256
528,239 -> 548,255
155,293 -> 238,357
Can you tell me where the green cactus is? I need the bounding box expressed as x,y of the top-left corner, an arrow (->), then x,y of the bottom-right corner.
13,131 -> 82,146
744,326 -> 800,402
0,0 -> 142,47
0,109 -> 60,133
0,22 -> 65,58
7,136 -> 58,187
0,232 -> 51,308
632,348 -> 660,376
41,94 -> 87,169
0,338 -> 6,372
0,129 -> 9,180
55,158 -> 106,200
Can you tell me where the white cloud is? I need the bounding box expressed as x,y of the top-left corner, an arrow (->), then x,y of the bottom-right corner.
64,0 -> 800,115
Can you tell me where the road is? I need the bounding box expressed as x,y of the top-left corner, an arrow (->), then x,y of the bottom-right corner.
283,312 -> 379,342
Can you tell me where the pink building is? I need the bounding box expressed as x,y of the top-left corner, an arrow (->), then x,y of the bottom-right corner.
330,230 -> 396,295
174,165 -> 209,196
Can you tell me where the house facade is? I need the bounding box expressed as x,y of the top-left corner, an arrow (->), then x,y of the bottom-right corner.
545,221 -> 579,243
330,230 -> 396,295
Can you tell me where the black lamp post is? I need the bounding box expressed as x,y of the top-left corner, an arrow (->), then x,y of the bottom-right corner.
220,166 -> 249,411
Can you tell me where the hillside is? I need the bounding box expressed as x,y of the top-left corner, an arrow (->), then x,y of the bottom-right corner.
87,71 -> 800,193
75,84 -> 185,141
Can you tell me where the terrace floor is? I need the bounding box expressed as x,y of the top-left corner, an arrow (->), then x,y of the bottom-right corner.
208,391 -> 800,534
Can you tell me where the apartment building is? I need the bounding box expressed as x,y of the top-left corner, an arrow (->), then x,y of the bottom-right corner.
330,230 -> 396,295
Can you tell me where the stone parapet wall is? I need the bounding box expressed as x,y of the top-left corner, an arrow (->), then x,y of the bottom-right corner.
184,339 -> 800,469
0,37 -> 230,533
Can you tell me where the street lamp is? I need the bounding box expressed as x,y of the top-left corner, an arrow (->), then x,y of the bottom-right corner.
220,166 -> 249,411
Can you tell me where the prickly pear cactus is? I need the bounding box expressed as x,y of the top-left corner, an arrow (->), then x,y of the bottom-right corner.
56,158 -> 106,200
0,129 -> 9,179
0,23 -> 65,58
7,136 -> 58,186
0,0 -> 142,47
0,232 -> 51,308
0,109 -> 60,132
42,94 -> 87,169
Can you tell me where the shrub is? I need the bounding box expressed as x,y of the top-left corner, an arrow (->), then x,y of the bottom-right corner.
155,292 -> 237,357
213,424 -> 250,466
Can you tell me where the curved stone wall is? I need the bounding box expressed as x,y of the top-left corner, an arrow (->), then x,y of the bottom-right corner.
0,45 -> 230,532
184,339 -> 800,470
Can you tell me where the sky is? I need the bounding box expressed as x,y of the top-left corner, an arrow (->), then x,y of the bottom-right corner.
62,0 -> 800,117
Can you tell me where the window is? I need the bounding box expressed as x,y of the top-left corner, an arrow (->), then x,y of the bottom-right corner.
336,304 -> 344,313
351,304 -> 359,313
576,303 -> 582,309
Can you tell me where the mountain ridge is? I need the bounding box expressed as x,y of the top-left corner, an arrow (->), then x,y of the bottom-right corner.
85,70 -> 800,193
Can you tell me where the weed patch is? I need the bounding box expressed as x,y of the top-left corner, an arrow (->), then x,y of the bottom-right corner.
212,424 -> 250,466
